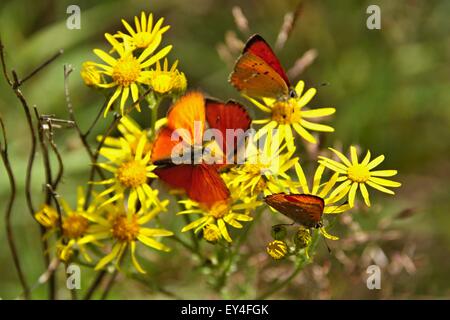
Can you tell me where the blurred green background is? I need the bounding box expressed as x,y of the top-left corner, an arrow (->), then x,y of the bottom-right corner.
0,0 -> 449,299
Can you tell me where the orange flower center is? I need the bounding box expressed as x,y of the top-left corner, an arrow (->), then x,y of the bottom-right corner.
63,214 -> 89,239
271,99 -> 301,124
112,214 -> 140,242
209,201 -> 230,219
116,160 -> 147,188
112,55 -> 141,87
347,164 -> 371,183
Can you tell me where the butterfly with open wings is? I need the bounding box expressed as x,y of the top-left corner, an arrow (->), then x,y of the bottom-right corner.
151,91 -> 251,208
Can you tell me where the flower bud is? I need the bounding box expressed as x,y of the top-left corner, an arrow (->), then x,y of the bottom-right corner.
203,224 -> 221,243
271,224 -> 287,240
294,226 -> 312,250
266,240 -> 288,260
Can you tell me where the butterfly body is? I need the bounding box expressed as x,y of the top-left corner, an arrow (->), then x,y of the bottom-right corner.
264,193 -> 324,228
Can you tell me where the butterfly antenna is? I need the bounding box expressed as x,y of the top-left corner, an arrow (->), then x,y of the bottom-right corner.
323,237 -> 332,255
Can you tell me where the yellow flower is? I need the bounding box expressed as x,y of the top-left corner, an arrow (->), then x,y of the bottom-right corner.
80,61 -> 103,87
178,199 -> 260,243
292,163 -> 353,240
248,80 -> 335,149
35,204 -> 59,229
266,240 -> 288,260
96,134 -> 161,210
99,116 -> 152,159
294,163 -> 351,214
92,33 -> 172,116
79,199 -> 172,274
318,146 -> 401,207
227,132 -> 298,197
202,224 -> 221,243
118,12 -> 170,50
56,187 -> 103,262
145,59 -> 187,95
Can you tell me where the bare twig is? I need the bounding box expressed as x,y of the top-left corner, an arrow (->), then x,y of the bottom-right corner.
83,92 -> 112,138
63,64 -> 106,180
0,38 -> 56,299
100,268 -> 120,300
0,115 -> 31,299
16,49 -> 64,87
84,270 -> 107,300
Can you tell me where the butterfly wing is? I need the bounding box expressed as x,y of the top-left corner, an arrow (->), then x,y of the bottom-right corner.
189,164 -> 230,207
229,35 -> 289,99
244,34 -> 290,86
205,99 -> 251,166
151,126 -> 182,163
265,193 -> 324,228
155,164 -> 229,207
167,91 -> 206,145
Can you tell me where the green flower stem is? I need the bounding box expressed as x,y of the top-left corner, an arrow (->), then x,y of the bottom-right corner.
216,206 -> 264,295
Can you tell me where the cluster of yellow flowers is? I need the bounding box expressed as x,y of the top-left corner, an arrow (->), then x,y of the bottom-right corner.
34,11 -> 401,273
81,12 -> 186,116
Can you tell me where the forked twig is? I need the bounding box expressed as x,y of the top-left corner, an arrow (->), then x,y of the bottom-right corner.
0,115 -> 31,299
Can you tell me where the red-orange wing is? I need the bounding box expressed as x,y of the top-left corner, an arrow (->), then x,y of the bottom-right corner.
264,193 -> 324,228
155,164 -> 230,208
229,35 -> 289,99
205,99 -> 251,166
189,164 -> 230,207
151,126 -> 182,163
167,91 -> 206,145
244,34 -> 290,86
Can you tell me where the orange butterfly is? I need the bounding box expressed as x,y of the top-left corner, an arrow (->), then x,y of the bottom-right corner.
151,92 -> 251,207
264,193 -> 324,229
229,34 -> 296,100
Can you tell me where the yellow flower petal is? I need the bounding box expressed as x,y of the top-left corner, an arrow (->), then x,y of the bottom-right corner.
350,146 -> 359,165
137,234 -> 171,252
300,119 -> 334,132
348,182 -> 358,207
359,183 -> 371,207
328,147 -> 352,167
295,162 -> 309,194
368,177 -> 401,188
318,157 -> 348,173
93,49 -> 117,66
366,180 -> 395,195
370,170 -> 398,177
367,154 -> 385,170
130,241 -> 146,274
295,80 -> 305,96
297,87 -> 316,107
95,242 -> 123,270
361,150 -> 371,166
218,219 -> 232,242
292,123 -> 316,144
301,108 -> 336,118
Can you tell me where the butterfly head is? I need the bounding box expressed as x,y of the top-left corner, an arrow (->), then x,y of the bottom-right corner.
289,88 -> 297,99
